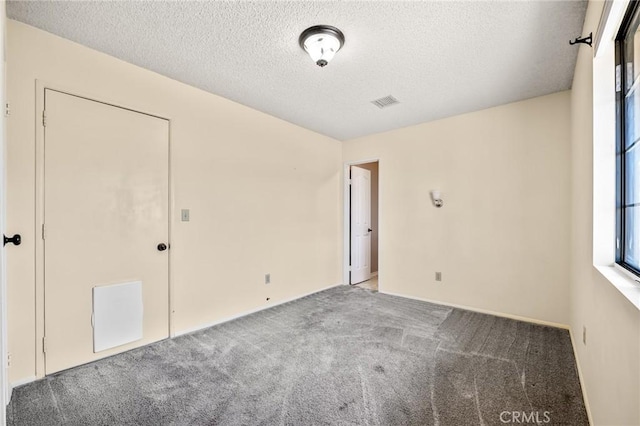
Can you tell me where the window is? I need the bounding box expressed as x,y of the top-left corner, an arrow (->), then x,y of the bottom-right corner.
616,0 -> 640,274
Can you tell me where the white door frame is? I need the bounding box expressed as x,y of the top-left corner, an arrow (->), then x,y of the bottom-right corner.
33,81 -> 175,379
1,0 -> 8,413
343,159 -> 380,290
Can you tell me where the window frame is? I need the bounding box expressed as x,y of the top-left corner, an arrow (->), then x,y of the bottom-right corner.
616,0 -> 640,276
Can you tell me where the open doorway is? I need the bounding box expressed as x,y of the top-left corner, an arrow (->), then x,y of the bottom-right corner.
346,161 -> 379,291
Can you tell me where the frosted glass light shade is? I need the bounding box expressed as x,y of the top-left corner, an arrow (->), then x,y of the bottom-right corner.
299,25 -> 345,67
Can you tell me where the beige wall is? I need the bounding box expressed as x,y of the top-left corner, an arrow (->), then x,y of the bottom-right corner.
570,1 -> 640,424
6,20 -> 342,384
10,11 -> 640,423
343,91 -> 572,325
354,162 -> 379,273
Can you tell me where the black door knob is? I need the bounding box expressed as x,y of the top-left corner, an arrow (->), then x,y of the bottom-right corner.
157,243 -> 167,251
367,228 -> 373,233
3,234 -> 21,247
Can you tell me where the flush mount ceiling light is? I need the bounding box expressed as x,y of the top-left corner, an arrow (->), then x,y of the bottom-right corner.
299,25 -> 345,67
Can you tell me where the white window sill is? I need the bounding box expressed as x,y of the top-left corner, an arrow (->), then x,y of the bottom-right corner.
594,264 -> 640,311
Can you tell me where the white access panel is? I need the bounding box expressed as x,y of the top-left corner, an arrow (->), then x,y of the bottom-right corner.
92,281 -> 143,353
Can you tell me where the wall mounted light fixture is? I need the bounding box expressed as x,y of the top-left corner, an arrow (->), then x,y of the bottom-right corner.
431,190 -> 443,208
299,25 -> 345,67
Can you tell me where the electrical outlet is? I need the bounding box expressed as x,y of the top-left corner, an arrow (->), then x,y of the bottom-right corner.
265,273 -> 270,284
435,272 -> 442,281
583,326 -> 587,345
7,353 -> 11,368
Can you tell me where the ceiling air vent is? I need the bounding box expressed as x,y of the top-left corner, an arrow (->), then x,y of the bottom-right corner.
371,95 -> 399,109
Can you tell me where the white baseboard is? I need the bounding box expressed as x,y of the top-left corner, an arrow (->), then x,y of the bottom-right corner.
175,283 -> 343,337
379,290 -> 570,330
568,328 -> 594,425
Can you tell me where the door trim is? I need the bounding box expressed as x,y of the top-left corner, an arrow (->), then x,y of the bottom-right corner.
34,80 -> 174,378
1,4 -> 8,411
343,159 -> 380,290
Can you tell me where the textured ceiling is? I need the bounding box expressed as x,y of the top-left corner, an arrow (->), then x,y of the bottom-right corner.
7,1 -> 588,141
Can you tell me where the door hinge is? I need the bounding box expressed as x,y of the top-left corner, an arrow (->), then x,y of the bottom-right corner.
616,64 -> 622,93
42,337 -> 47,354
4,102 -> 9,117
41,224 -> 46,240
348,179 -> 352,185
348,265 -> 352,271
42,110 -> 47,127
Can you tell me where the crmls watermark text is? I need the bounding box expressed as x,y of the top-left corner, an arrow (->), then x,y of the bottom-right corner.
499,411 -> 551,424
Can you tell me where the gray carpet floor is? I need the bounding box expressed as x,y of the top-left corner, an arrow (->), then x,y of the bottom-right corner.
7,285 -> 588,425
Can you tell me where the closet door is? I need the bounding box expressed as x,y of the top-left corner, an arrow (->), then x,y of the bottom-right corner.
43,89 -> 169,374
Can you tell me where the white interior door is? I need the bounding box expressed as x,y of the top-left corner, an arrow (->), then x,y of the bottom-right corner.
43,89 -> 169,374
0,4 -> 7,410
350,166 -> 372,284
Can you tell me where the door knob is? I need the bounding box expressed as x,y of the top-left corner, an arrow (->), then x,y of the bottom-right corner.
3,234 -> 21,247
367,228 -> 373,233
157,243 -> 168,251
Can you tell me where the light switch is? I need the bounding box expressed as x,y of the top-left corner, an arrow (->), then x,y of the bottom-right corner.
181,209 -> 190,222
